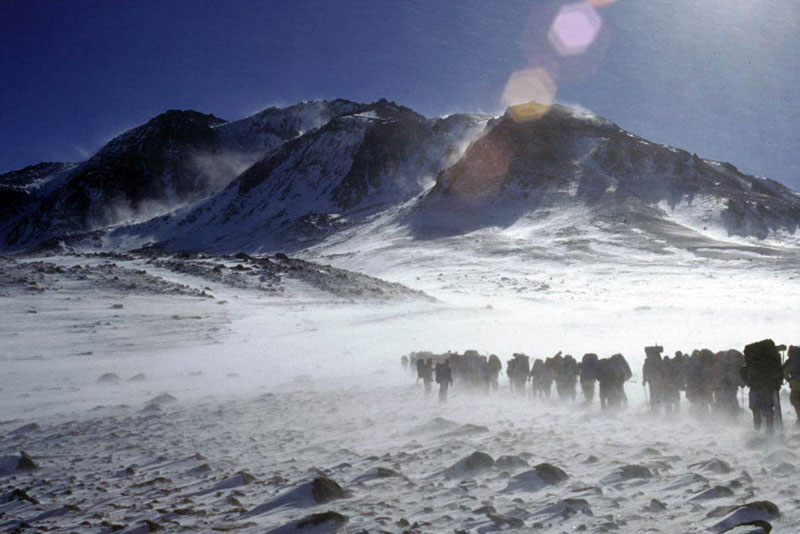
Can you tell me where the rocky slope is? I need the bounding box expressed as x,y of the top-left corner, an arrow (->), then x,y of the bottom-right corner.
2,100 -> 799,256
408,103 -> 800,242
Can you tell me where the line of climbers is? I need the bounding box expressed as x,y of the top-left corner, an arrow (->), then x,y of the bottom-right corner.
401,339 -> 800,434
402,349 -> 632,410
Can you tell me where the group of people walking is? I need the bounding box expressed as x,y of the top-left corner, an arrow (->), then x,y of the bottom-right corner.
402,339 -> 800,434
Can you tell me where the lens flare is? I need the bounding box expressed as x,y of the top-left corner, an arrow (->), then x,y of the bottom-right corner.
588,0 -> 615,6
548,2 -> 603,57
502,67 -> 557,110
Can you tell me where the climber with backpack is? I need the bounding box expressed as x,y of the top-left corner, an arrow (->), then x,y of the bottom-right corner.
741,339 -> 784,433
782,345 -> 800,424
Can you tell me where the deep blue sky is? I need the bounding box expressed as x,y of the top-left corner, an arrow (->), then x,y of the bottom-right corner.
2,0 -> 799,189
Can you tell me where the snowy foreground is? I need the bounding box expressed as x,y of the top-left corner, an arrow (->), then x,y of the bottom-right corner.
1,252 -> 799,533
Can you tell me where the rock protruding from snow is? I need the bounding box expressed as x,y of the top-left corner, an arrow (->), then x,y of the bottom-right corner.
693,458 -> 733,474
2,488 -> 40,505
97,373 -> 121,385
710,501 -> 780,533
441,452 -> 495,479
311,477 -> 349,504
189,471 -> 255,496
535,498 -> 592,519
494,455 -> 529,471
602,464 -> 654,485
9,423 -> 40,435
691,485 -> 735,501
352,466 -> 400,483
243,477 -> 350,517
503,463 -> 568,493
16,452 -> 37,471
486,511 -> 524,528
146,393 -> 178,405
267,510 -> 349,534
0,452 -> 38,476
645,499 -> 667,512
717,523 -> 772,534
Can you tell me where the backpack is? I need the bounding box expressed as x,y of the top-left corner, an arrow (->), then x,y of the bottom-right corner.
743,339 -> 782,388
788,346 -> 800,380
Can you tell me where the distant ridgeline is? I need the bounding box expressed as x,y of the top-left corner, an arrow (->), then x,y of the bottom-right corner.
2,99 -> 799,254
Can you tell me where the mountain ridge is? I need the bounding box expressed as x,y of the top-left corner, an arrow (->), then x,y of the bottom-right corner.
2,100 -> 799,259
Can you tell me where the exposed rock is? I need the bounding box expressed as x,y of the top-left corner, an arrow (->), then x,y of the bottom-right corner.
536,498 -> 592,518
601,464 -> 654,485
312,477 -> 349,504
297,511 -> 349,529
3,488 -> 40,504
97,373 -> 121,384
711,502 -> 780,533
693,459 -> 733,474
268,511 -> 349,533
645,499 -> 667,512
353,466 -> 400,483
618,465 -> 654,479
128,373 -> 147,382
442,452 -> 495,478
16,451 -> 37,471
487,511 -> 524,528
243,477 -> 350,517
494,455 -> 529,470
504,463 -> 568,493
146,393 -> 178,405
141,519 -> 164,531
535,463 -> 569,484
9,423 -> 40,435
718,522 -> 772,534
185,463 -> 213,477
691,486 -> 735,501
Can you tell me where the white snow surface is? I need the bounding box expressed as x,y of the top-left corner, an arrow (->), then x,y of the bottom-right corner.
1,249 -> 799,533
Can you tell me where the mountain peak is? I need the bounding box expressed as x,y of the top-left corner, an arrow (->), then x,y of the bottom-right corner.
3,98 -> 800,253
503,101 -> 616,131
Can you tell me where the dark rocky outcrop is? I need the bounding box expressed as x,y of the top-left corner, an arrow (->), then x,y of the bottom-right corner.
311,477 -> 348,504
711,501 -> 780,533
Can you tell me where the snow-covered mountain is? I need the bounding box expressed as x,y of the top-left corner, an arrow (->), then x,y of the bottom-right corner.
412,104 -> 800,242
141,99 -> 488,251
2,100 -> 799,259
0,100 -> 403,250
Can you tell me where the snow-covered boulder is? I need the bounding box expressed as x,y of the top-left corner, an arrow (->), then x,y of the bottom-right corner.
440,452 -> 494,479
503,463 -> 568,493
243,477 -> 349,517
267,511 -> 349,534
711,501 -> 780,533
0,452 -> 37,476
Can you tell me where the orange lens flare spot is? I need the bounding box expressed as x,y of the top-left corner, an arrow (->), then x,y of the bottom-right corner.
507,101 -> 552,123
501,67 -> 558,117
587,0 -> 614,7
548,2 -> 603,57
